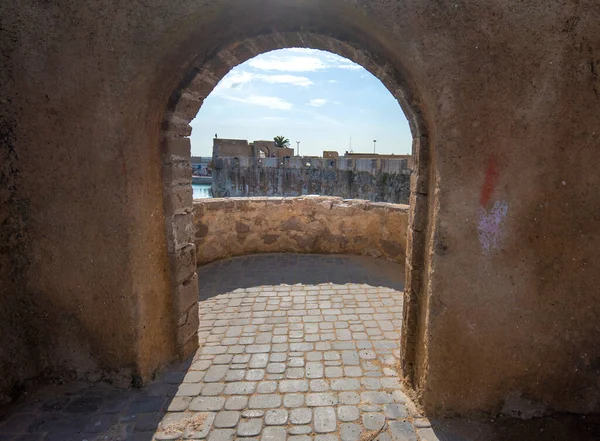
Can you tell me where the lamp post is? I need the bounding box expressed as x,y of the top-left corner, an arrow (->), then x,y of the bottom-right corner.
296,141 -> 300,157
373,139 -> 377,154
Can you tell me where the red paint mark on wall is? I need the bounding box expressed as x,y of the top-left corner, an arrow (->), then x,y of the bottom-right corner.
480,155 -> 500,207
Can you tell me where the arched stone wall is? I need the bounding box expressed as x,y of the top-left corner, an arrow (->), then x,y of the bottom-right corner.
2,0 -> 599,417
160,30 -> 431,396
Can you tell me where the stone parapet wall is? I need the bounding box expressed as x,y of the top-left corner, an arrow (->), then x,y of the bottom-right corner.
193,196 -> 409,266
211,157 -> 411,204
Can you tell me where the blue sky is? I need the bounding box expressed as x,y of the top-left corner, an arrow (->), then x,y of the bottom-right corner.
190,48 -> 412,158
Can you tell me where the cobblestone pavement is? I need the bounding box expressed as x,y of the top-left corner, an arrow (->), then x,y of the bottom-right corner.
1,255 -> 598,441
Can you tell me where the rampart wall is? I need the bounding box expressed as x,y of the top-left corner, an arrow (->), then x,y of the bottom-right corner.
193,197 -> 409,266
212,157 -> 411,204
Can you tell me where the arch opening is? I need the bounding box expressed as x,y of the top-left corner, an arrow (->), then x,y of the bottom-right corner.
159,30 -> 431,401
191,48 -> 412,165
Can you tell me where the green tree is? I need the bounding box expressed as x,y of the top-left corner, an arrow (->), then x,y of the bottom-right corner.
273,136 -> 290,148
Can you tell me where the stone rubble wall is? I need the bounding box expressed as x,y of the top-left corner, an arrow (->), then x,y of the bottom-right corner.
193,196 -> 409,266
211,157 -> 411,204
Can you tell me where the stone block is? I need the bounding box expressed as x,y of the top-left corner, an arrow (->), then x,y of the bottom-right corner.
313,407 -> 337,433
279,380 -> 309,393
163,137 -> 191,162
283,394 -> 305,408
173,91 -> 204,123
405,228 -> 426,270
306,393 -> 338,407
180,335 -> 199,359
247,33 -> 279,55
338,406 -> 359,422
410,136 -> 429,194
340,423 -> 362,441
170,243 -> 197,285
281,32 -> 305,48
214,411 -> 240,428
190,397 -> 225,412
363,413 -> 385,430
167,214 -> 196,252
237,419 -> 263,437
175,273 -> 199,315
389,421 -> 418,441
204,365 -> 229,383
208,429 -> 236,441
409,193 -> 428,233
230,43 -> 259,67
164,115 -> 192,138
290,408 -> 312,425
163,184 -> 193,216
265,409 -> 288,425
177,307 -> 199,348
225,396 -> 248,411
249,394 -> 282,409
262,426 -> 287,441
203,57 -> 232,81
163,161 -> 193,186
187,72 -> 219,99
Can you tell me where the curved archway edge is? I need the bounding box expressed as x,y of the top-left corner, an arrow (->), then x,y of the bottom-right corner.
159,30 -> 433,400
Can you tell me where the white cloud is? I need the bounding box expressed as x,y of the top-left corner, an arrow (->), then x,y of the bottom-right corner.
223,95 -> 292,110
249,56 -> 325,72
265,75 -> 312,87
308,99 -> 328,107
328,80 -> 338,83
248,49 -> 361,72
214,71 -> 312,92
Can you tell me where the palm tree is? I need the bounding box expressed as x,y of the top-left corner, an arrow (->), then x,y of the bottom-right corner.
273,136 -> 290,149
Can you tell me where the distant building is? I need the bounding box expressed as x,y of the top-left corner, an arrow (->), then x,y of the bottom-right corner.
212,139 -> 252,158
344,152 -> 412,170
273,147 -> 294,158
213,138 -> 294,159
211,139 -> 411,169
191,156 -> 211,176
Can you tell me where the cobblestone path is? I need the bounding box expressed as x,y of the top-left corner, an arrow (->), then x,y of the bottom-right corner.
179,286 -> 420,441
161,254 -> 422,441
1,255 -> 598,441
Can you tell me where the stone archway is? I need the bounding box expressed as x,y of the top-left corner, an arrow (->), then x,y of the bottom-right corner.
256,145 -> 271,159
159,30 -> 432,399
6,0 -> 597,418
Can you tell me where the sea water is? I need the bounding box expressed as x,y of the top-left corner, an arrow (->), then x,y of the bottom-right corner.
192,184 -> 212,199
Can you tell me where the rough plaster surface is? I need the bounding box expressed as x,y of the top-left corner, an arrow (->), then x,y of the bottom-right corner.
193,197 -> 409,266
0,118 -> 36,404
212,157 -> 411,203
1,0 -> 599,416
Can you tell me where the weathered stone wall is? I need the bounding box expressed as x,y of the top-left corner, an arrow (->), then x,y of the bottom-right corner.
193,197 -> 409,266
212,157 -> 411,203
2,0 -> 599,417
0,119 -> 37,404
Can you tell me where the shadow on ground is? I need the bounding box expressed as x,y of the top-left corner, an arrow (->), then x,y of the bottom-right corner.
428,414 -> 600,440
196,254 -> 405,301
